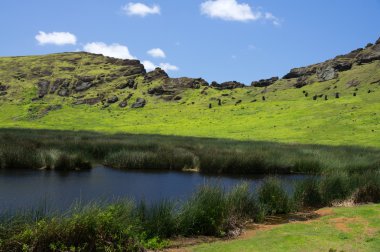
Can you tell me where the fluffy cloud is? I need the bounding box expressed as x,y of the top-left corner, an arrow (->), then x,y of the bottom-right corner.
83,42 -> 135,59
200,0 -> 280,25
122,2 -> 160,17
159,63 -> 179,72
142,60 -> 157,72
147,48 -> 166,58
142,60 -> 179,72
35,31 -> 77,46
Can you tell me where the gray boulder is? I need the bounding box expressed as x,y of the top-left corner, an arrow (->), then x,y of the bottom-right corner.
317,66 -> 338,81
107,96 -> 119,104
131,98 -> 146,108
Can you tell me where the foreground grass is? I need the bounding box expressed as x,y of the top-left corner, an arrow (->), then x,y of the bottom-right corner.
192,204 -> 380,252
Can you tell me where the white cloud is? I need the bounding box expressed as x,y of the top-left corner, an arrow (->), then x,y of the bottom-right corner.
83,42 -> 135,59
142,60 -> 157,72
200,0 -> 280,24
147,48 -> 166,58
264,12 -> 281,26
142,61 -> 179,72
159,63 -> 179,72
35,31 -> 77,46
122,2 -> 160,17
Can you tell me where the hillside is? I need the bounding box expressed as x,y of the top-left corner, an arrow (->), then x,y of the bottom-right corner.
0,38 -> 380,147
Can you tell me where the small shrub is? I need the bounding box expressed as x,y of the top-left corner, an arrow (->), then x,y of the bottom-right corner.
141,200 -> 176,238
258,178 -> 291,215
320,173 -> 352,205
179,185 -> 226,236
293,178 -> 323,208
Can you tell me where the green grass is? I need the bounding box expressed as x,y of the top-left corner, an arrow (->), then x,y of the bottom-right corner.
192,204 -> 380,252
0,53 -> 379,147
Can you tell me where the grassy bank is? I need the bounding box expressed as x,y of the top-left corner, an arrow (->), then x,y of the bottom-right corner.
192,204 -> 380,252
1,176 -> 380,251
1,128 -> 380,174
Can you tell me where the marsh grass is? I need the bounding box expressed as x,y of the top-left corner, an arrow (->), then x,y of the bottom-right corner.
258,178 -> 292,215
1,128 -> 380,175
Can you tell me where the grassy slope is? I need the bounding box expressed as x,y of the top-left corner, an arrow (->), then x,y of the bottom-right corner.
0,53 -> 379,147
192,204 -> 380,252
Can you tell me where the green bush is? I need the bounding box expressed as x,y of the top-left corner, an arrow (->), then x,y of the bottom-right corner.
179,185 -> 227,236
293,178 -> 323,208
141,200 -> 177,238
353,172 -> 380,203
320,173 -> 352,205
258,178 -> 291,215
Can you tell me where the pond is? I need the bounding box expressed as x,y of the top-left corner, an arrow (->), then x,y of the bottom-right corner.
0,166 -> 311,211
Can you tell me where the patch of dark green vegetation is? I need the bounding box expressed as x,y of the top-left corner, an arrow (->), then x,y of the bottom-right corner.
1,174 -> 380,251
1,128 -> 380,175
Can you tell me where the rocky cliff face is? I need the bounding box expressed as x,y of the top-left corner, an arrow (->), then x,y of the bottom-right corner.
281,37 -> 380,85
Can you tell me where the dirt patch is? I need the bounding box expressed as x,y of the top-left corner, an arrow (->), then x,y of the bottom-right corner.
315,208 -> 334,216
329,217 -> 366,233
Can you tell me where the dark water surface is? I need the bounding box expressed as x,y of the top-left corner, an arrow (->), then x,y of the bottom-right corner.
0,166 -> 310,211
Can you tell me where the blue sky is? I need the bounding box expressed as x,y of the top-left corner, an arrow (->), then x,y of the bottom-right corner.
0,0 -> 379,84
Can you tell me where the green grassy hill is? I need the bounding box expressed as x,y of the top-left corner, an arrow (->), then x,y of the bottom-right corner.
1,38 -> 380,147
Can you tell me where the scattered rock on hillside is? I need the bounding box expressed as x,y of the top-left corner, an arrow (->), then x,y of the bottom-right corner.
58,86 -> 70,97
131,98 -> 146,108
37,80 -> 50,98
74,96 -> 103,105
117,79 -> 135,89
294,76 -> 310,88
50,79 -> 70,94
75,82 -> 92,92
77,76 -> 96,82
346,79 -> 360,88
107,96 -> 119,104
0,84 -> 9,91
251,77 -> 279,87
59,66 -> 76,72
148,86 -> 166,96
119,99 -> 128,108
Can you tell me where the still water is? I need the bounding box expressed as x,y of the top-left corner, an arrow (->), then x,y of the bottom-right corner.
0,166 -> 310,211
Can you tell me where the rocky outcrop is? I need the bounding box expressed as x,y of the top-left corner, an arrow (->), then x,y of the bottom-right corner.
165,78 -> 208,89
73,96 -> 103,105
50,79 -> 70,94
282,37 -> 380,84
283,66 -> 317,79
317,66 -> 338,81
251,77 -> 279,87
117,79 -> 135,89
211,81 -> 245,90
144,68 -> 169,82
37,80 -> 50,98
148,86 -> 167,96
75,82 -> 92,92
131,98 -> 146,108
